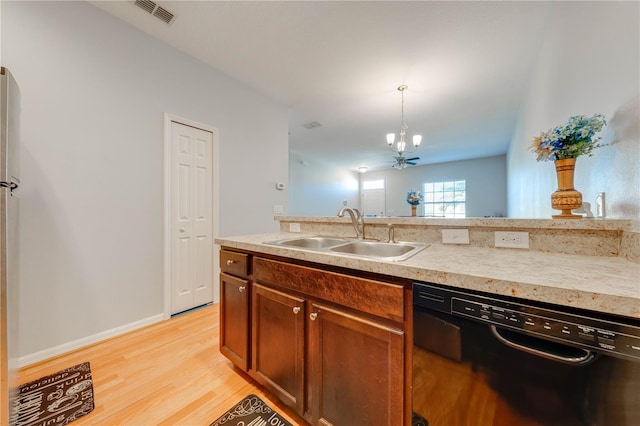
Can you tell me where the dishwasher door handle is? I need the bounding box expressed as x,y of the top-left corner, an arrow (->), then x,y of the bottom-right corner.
490,325 -> 596,365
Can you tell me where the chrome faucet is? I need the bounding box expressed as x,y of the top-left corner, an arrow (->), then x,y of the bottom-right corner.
337,207 -> 364,239
387,223 -> 396,243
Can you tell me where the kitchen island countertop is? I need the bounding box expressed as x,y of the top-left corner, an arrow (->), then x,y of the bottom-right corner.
216,232 -> 640,319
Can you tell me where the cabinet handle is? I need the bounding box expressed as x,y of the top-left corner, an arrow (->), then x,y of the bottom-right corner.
226,259 -> 236,266
292,306 -> 301,314
309,312 -> 318,321
238,286 -> 246,293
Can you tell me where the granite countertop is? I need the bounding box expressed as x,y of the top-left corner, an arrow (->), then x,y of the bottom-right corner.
215,232 -> 640,320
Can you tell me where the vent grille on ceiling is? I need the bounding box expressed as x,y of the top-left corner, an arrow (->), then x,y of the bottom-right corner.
153,6 -> 174,24
134,0 -> 175,25
135,0 -> 155,14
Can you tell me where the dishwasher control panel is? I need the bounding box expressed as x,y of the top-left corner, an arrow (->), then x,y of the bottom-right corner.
414,282 -> 640,362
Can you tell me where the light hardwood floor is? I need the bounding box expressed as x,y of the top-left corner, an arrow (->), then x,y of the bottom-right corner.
18,304 -> 308,426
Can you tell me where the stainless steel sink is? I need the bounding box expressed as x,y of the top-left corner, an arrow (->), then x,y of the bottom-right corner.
329,240 -> 427,261
265,236 -> 349,249
264,236 -> 427,262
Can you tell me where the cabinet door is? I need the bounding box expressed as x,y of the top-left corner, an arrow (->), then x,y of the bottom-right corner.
252,283 -> 305,414
220,272 -> 249,371
308,302 -> 404,426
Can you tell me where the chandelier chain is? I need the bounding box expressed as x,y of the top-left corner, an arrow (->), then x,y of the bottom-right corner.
401,86 -> 407,131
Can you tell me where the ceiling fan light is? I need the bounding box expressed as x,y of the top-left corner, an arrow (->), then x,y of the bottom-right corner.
358,166 -> 368,173
386,133 -> 395,145
397,141 -> 406,153
413,134 -> 422,147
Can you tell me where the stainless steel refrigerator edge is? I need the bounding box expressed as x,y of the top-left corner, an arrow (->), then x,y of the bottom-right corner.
1,66 -> 20,426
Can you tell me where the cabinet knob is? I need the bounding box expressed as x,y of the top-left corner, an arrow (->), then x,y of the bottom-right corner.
226,259 -> 236,266
292,306 -> 301,314
179,228 -> 185,233
238,286 -> 246,293
309,312 -> 318,321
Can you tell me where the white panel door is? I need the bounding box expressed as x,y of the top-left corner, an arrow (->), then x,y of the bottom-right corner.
361,188 -> 386,216
170,122 -> 213,315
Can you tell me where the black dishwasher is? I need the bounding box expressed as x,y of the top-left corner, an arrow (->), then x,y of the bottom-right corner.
413,281 -> 640,426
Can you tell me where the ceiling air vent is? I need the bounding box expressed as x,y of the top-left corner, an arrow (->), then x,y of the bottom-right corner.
153,6 -> 174,24
134,0 -> 176,25
134,0 -> 155,14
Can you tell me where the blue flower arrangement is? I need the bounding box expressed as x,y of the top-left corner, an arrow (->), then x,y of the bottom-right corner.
406,190 -> 423,205
530,114 -> 607,162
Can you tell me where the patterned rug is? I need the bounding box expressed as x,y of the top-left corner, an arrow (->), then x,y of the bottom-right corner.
210,394 -> 293,426
12,362 -> 94,426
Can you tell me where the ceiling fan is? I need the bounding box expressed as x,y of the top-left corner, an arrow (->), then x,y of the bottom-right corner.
392,155 -> 420,169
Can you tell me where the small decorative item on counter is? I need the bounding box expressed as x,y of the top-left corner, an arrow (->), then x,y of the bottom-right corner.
530,113 -> 607,219
406,190 -> 423,217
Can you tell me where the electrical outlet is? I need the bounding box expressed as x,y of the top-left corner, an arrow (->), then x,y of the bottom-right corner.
289,223 -> 301,233
495,231 -> 529,249
442,229 -> 470,244
273,205 -> 284,215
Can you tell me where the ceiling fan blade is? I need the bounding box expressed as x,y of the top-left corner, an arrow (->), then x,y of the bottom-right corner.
405,157 -> 420,161
407,161 -> 417,165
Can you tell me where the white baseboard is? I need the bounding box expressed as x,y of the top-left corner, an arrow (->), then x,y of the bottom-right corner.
18,313 -> 165,368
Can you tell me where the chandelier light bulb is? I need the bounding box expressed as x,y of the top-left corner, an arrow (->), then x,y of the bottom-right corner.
386,133 -> 395,146
413,135 -> 422,147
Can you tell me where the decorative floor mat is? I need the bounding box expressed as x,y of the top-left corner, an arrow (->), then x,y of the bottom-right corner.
13,362 -> 94,426
210,394 -> 293,426
412,412 -> 429,426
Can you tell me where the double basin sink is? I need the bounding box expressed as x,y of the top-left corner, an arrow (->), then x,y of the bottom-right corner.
264,236 -> 427,262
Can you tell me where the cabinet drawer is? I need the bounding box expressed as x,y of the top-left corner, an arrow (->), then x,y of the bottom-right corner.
254,257 -> 404,323
220,250 -> 250,278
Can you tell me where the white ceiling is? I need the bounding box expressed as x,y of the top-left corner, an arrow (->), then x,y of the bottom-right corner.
90,0 -> 557,172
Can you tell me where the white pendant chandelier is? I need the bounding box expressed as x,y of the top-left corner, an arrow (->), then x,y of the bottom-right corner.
386,85 -> 422,169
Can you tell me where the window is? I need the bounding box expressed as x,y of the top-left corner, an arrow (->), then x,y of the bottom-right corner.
362,179 -> 385,190
423,180 -> 466,218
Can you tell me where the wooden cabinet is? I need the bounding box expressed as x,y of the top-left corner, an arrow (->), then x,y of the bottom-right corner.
251,256 -> 408,426
219,250 -> 250,371
251,283 -> 305,413
308,302 -> 404,426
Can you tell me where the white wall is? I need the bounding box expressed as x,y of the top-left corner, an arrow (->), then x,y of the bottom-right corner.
361,155 -> 507,218
289,151 -> 360,216
2,1 -> 288,358
508,2 -> 639,222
